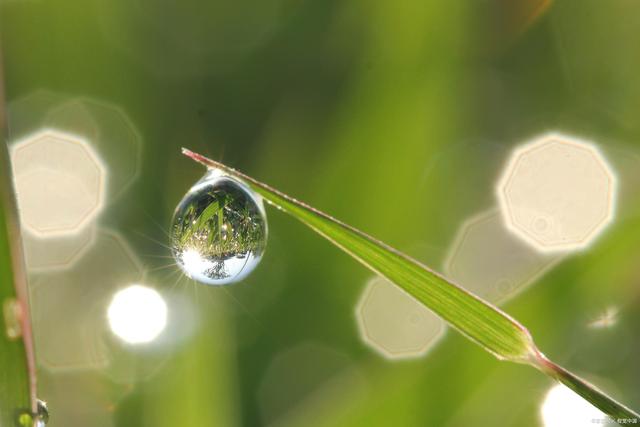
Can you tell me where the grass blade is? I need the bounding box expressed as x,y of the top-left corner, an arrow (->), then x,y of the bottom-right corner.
183,149 -> 535,362
182,148 -> 639,424
0,67 -> 38,423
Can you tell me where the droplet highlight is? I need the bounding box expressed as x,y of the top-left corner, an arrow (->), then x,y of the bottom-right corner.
171,170 -> 267,285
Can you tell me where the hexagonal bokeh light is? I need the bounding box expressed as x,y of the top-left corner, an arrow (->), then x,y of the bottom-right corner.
444,209 -> 561,304
8,91 -> 142,203
22,226 -> 96,272
11,129 -> 106,237
356,276 -> 445,360
497,133 -> 617,252
541,384 -> 609,427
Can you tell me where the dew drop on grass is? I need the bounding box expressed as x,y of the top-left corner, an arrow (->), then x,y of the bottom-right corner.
171,170 -> 268,285
35,400 -> 49,427
17,400 -> 49,427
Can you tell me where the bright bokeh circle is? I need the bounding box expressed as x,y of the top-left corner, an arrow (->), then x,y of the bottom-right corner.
107,285 -> 168,344
541,384 -> 609,427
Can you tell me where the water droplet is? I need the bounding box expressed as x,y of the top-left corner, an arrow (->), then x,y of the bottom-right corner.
17,400 -> 49,427
171,170 -> 267,285
35,400 -> 49,427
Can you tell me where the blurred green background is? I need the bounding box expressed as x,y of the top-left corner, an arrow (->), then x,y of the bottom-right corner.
1,0 -> 640,425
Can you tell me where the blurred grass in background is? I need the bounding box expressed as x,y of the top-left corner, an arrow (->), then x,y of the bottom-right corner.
1,0 -> 640,425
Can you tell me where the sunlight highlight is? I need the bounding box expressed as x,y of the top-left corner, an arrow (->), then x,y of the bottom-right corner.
182,248 -> 215,273
541,384 -> 610,427
107,285 -> 167,344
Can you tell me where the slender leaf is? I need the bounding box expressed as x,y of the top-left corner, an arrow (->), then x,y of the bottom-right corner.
183,149 -> 535,362
0,97 -> 37,424
183,148 -> 640,425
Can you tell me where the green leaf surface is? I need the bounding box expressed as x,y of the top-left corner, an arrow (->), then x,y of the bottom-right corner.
182,149 -> 640,425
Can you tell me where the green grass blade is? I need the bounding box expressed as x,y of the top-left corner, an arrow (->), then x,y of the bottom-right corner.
0,110 -> 37,423
182,149 -> 536,362
182,149 -> 640,425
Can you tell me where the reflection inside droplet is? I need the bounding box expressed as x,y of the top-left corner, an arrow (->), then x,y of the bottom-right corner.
171,170 -> 268,285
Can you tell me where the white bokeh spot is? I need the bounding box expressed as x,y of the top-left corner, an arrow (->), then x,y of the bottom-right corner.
11,129 -> 106,237
108,285 -> 168,345
497,133 -> 617,253
541,384 -> 610,427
